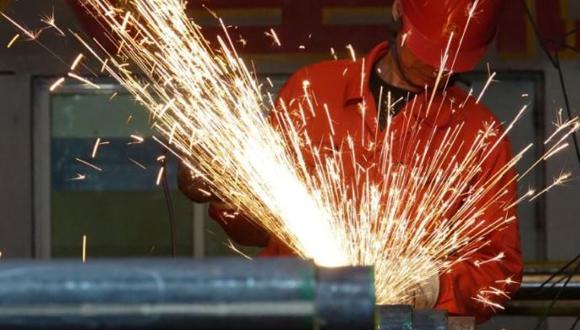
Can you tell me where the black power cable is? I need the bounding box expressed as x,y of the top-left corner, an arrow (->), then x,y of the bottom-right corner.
521,0 -> 580,168
159,148 -> 177,257
519,2 -> 580,327
571,315 -> 580,330
535,253 -> 580,294
554,49 -> 580,163
534,259 -> 580,330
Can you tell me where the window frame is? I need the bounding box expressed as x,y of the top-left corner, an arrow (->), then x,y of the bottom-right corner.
460,70 -> 547,260
32,77 -> 203,259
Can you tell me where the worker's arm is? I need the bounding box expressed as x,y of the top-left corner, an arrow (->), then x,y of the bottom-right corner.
178,162 -> 270,247
208,202 -> 270,247
435,138 -> 524,323
177,162 -> 218,203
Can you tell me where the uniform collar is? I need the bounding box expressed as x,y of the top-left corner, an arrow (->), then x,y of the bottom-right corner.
343,41 -> 389,104
342,41 -> 453,128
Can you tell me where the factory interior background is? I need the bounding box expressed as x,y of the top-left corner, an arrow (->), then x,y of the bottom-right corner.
0,0 -> 579,329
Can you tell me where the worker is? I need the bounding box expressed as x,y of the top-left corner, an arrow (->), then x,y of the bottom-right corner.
179,0 -> 523,323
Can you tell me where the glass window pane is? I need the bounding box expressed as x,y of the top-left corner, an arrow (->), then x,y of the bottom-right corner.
50,91 -> 194,257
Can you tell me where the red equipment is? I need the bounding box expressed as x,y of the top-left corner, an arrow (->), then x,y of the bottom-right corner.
399,0 -> 504,72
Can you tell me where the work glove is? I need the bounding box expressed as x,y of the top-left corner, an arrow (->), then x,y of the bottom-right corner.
411,273 -> 440,309
177,161 -> 219,203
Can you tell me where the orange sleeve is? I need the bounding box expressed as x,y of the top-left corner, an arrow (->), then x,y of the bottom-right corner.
435,138 -> 524,323
268,68 -> 309,132
208,204 -> 269,247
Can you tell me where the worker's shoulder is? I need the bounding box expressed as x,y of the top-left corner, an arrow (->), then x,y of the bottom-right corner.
283,59 -> 354,90
445,86 -> 514,155
447,86 -> 501,127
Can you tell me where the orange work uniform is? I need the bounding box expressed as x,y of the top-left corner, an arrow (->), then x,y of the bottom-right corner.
209,42 -> 523,322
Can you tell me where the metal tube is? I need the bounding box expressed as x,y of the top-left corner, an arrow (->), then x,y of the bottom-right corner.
0,258 -> 376,330
315,266 -> 376,330
377,305 -> 449,330
412,309 -> 448,330
376,305 -> 413,330
0,258 -> 317,330
503,272 -> 580,316
513,274 -> 580,300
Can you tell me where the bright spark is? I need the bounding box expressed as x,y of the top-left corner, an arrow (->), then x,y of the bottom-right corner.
70,53 -> 85,71
330,47 -> 337,60
346,44 -> 356,61
67,72 -> 101,89
6,34 -> 20,48
400,32 -> 409,47
128,157 -> 147,170
129,134 -> 144,144
265,28 -> 281,47
476,72 -> 497,104
197,188 -> 212,197
67,173 -> 87,181
496,277 -> 519,285
75,157 -> 103,172
40,9 -> 65,36
74,0 -> 579,305
1,13 -> 37,40
474,252 -> 505,267
49,77 -> 66,92
91,138 -> 101,158
155,166 -> 164,186
82,235 -> 87,263
529,172 -> 572,202
226,239 -> 253,260
473,295 -> 506,311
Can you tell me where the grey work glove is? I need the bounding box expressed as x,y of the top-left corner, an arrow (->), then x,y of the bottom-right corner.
411,273 -> 440,309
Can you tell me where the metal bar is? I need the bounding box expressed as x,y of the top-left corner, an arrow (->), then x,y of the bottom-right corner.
503,300 -> 580,316
412,309 -> 448,330
514,274 -> 580,300
503,270 -> 580,316
0,258 -> 316,329
376,305 -> 449,330
0,258 -> 375,330
376,305 -> 413,329
316,266 -> 375,330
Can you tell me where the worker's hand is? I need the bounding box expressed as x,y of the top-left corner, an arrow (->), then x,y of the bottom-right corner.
411,273 -> 440,309
177,161 -> 219,203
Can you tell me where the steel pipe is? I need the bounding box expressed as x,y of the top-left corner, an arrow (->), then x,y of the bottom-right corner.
514,274 -> 580,300
376,305 -> 413,329
316,266 -> 375,330
0,258 -> 375,330
413,309 -> 448,330
504,270 -> 580,316
377,305 -> 449,330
